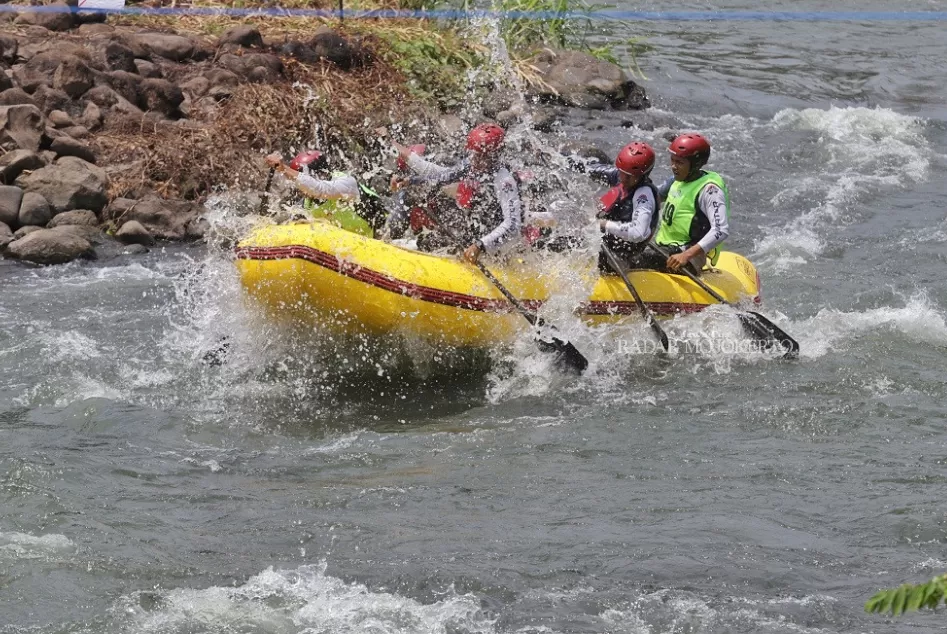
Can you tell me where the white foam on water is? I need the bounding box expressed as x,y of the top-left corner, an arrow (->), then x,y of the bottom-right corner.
0,531 -> 75,560
755,106 -> 930,268
39,330 -> 104,363
115,562 -> 494,634
914,558 -> 947,572
792,292 -> 947,359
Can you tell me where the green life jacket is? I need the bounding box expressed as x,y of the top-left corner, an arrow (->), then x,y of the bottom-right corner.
302,171 -> 375,237
655,171 -> 729,266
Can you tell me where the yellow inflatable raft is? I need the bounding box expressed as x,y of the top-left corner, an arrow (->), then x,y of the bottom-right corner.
235,221 -> 761,347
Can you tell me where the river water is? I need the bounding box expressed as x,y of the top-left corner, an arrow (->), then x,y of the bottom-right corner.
2,2 -> 947,632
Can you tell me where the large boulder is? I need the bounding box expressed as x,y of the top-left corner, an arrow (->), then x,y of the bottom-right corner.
0,72 -> 12,94
12,225 -> 43,240
133,32 -> 197,62
47,208 -> 98,227
140,78 -> 183,117
17,191 -> 51,226
106,70 -> 144,108
79,101 -> 103,131
0,185 -> 22,227
117,196 -> 201,240
218,26 -> 264,49
53,57 -> 95,98
0,88 -> 37,107
0,149 -> 45,185
13,51 -> 78,93
31,85 -> 71,116
134,59 -> 162,79
15,2 -> 76,32
115,219 -> 154,246
217,52 -> 283,81
49,135 -> 96,163
0,35 -> 18,65
5,228 -> 95,264
0,104 -> 45,152
15,156 -> 109,214
0,220 -> 12,248
104,41 -> 137,73
529,49 -> 649,110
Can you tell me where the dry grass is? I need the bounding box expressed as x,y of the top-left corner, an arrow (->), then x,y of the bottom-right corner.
93,55 -> 440,200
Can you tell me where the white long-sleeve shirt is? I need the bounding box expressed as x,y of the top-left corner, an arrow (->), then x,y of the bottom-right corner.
695,182 -> 730,254
294,172 -> 361,201
602,185 -> 656,243
404,153 -> 523,254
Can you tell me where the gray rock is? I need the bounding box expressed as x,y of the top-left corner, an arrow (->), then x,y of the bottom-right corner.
15,2 -> 76,32
119,196 -> 201,240
48,110 -> 75,128
50,223 -> 107,244
53,57 -> 95,98
122,242 -> 149,255
115,219 -> 154,245
140,78 -> 183,117
218,26 -> 263,49
79,101 -> 103,131
104,41 -> 137,73
5,228 -> 95,264
106,70 -> 144,108
60,125 -> 90,140
529,107 -> 562,132
101,196 -> 137,222
12,224 -> 43,240
529,49 -> 650,110
559,141 -> 611,166
0,149 -> 45,185
133,59 -> 162,79
180,76 -> 209,99
17,191 -> 51,226
47,209 -> 98,228
0,220 -> 12,248
0,35 -> 18,65
0,72 -> 11,93
12,51 -> 75,93
49,136 -> 97,163
308,27 -> 367,70
204,68 -> 240,88
134,32 -> 196,62
15,156 -> 109,214
0,88 -> 36,107
31,85 -> 71,116
0,104 -> 44,151
0,184 -> 22,227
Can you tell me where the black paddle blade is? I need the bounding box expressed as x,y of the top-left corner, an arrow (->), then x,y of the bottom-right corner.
537,336 -> 589,374
738,312 -> 800,359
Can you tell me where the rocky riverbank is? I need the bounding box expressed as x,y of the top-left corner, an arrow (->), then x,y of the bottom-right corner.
0,2 -> 648,265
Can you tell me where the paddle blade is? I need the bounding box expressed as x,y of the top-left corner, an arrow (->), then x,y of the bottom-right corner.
537,336 -> 589,374
739,312 -> 799,359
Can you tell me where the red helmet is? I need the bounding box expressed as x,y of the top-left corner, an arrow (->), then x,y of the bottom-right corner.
397,144 -> 426,172
289,150 -> 326,172
465,123 -> 505,153
668,133 -> 711,165
615,142 -> 655,177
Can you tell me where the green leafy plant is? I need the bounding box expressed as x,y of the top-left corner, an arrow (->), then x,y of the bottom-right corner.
865,574 -> 947,616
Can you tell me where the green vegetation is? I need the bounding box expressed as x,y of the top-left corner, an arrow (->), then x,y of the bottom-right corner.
866,573 -> 947,616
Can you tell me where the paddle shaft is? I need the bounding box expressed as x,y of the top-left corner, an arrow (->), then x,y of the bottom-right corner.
423,209 -> 588,372
646,242 -> 799,357
601,244 -> 669,352
258,167 -> 276,215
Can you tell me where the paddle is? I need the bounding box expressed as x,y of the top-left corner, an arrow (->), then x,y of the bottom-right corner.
257,166 -> 276,215
601,243 -> 669,353
647,243 -> 799,358
426,216 -> 588,374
